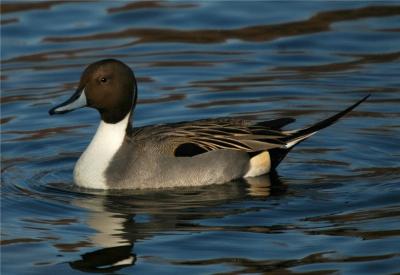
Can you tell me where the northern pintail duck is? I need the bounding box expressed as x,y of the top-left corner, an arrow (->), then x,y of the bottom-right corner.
49,59 -> 369,189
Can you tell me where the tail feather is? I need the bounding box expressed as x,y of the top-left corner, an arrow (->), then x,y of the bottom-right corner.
284,94 -> 370,148
269,95 -> 370,169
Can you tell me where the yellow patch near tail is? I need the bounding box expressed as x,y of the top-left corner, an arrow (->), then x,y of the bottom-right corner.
244,151 -> 271,178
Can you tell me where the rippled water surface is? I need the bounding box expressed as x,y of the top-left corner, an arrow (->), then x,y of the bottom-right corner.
1,1 -> 400,274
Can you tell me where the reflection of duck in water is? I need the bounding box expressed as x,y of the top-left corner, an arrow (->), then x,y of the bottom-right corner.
69,197 -> 135,273
49,59 -> 369,190
69,173 -> 286,272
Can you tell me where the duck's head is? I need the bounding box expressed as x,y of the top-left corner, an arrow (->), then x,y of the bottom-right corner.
49,59 -> 137,124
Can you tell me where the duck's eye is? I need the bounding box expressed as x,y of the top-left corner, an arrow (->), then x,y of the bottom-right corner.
100,77 -> 107,83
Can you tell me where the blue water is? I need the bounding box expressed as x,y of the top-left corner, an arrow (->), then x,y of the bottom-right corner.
1,1 -> 400,274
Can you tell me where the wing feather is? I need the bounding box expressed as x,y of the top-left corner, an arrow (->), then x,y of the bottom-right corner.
132,117 -> 295,156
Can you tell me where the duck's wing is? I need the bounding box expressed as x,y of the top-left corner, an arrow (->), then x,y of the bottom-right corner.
133,94 -> 370,159
131,95 -> 369,171
132,117 -> 296,157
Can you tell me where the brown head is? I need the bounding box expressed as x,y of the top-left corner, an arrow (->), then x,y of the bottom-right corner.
49,59 -> 137,124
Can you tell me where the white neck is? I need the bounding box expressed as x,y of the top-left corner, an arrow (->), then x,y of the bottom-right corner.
73,113 -> 130,189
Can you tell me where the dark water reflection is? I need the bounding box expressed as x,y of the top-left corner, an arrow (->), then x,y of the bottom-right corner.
66,175 -> 284,272
1,1 -> 400,274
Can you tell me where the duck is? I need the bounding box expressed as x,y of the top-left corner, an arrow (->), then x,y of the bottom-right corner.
49,59 -> 369,190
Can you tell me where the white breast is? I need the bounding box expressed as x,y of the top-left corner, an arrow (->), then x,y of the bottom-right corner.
73,113 -> 130,189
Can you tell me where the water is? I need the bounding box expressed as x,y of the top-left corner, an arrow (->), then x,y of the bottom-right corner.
1,1 -> 400,274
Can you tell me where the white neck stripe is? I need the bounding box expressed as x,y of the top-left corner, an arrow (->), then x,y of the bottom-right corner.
73,112 -> 130,189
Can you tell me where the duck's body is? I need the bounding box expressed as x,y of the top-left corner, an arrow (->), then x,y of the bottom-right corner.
49,59 -> 369,190
75,115 -> 292,189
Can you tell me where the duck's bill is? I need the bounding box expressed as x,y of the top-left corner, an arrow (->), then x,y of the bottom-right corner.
49,89 -> 87,115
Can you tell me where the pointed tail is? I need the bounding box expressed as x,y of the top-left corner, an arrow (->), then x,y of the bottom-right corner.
284,94 -> 370,148
269,95 -> 370,169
